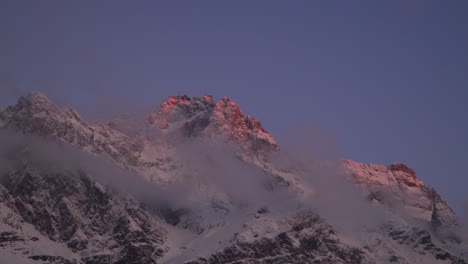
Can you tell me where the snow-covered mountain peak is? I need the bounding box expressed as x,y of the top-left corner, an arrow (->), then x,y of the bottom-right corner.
146,95 -> 277,152
0,93 -> 147,168
146,95 -> 215,131
20,91 -> 53,105
1,92 -> 467,264
8,92 -> 81,121
0,92 -> 85,132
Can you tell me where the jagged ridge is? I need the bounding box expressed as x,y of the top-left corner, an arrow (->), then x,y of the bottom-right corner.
146,95 -> 277,152
0,92 -> 466,264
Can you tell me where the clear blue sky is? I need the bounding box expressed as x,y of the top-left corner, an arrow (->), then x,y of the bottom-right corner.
1,1 -> 467,213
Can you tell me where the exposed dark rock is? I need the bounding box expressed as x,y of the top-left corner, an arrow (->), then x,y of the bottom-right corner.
186,212 -> 372,264
389,163 -> 416,178
0,165 -> 167,263
29,255 -> 78,264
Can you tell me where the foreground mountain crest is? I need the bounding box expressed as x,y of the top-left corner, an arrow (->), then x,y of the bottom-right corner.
0,92 -> 466,264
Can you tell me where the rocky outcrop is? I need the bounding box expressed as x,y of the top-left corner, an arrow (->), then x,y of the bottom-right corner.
186,211 -> 373,264
383,224 -> 467,264
146,95 -> 278,152
0,164 -> 167,263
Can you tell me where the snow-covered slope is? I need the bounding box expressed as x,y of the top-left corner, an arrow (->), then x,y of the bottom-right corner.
0,93 -> 144,167
0,156 -> 167,263
343,160 -> 458,232
0,92 -> 466,264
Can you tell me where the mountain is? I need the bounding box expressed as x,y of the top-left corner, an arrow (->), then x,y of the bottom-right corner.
0,92 -> 466,264
145,95 -> 277,152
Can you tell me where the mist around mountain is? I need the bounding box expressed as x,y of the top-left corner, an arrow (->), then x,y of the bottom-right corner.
0,93 -> 467,264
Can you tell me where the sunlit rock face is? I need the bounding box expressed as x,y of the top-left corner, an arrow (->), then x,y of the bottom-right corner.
146,95 -> 214,132
343,160 -> 458,232
0,92 -> 467,264
146,95 -> 278,152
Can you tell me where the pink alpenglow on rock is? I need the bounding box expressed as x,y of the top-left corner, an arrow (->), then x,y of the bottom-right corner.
146,95 -> 278,152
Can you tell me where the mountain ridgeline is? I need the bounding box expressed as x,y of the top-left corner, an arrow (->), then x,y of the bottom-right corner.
0,92 -> 466,264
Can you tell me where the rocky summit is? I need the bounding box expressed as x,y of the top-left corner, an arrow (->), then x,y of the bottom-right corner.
0,92 -> 466,264
145,95 -> 277,152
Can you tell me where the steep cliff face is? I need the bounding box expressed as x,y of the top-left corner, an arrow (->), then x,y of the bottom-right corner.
0,163 -> 167,264
0,93 -> 466,264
